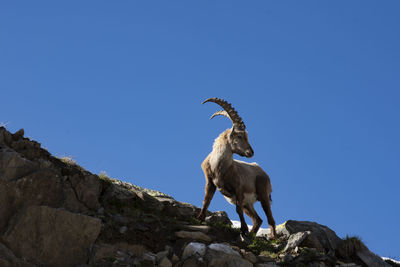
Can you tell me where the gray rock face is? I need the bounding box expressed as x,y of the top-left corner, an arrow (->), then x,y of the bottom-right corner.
0,149 -> 38,181
208,243 -> 240,256
175,230 -> 213,242
0,242 -> 34,267
255,263 -> 279,267
182,242 -> 253,267
3,205 -> 101,266
158,256 -> 172,267
91,242 -> 148,265
277,220 -> 342,252
207,254 -> 253,267
182,242 -> 207,260
0,167 -> 89,233
69,173 -> 101,210
182,225 -> 212,233
205,210 -> 232,226
206,243 -> 252,267
242,250 -> 257,263
0,128 -> 103,237
284,231 -> 310,252
0,127 -> 12,146
356,248 -> 391,267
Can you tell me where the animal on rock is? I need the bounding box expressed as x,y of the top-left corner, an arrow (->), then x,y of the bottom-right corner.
197,97 -> 276,239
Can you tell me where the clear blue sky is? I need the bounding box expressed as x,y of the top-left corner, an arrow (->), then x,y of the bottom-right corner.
1,1 -> 399,258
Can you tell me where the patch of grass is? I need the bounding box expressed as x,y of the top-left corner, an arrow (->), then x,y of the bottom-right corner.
259,250 -> 280,259
57,155 -> 86,172
189,217 -> 202,225
131,184 -> 172,198
208,220 -> 241,234
98,171 -> 115,185
248,236 -> 284,256
99,171 -> 110,179
59,156 -> 78,165
297,247 -> 325,263
336,235 -> 366,260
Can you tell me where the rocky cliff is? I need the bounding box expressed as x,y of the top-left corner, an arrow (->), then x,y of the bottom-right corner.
0,127 -> 397,267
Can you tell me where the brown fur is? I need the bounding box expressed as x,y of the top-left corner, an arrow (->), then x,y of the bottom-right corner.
197,129 -> 276,239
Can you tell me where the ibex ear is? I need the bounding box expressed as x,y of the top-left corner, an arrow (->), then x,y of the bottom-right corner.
230,127 -> 237,137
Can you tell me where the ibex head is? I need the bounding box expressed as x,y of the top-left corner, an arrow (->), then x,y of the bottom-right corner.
203,98 -> 254,158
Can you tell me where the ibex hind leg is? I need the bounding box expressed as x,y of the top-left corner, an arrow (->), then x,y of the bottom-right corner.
256,175 -> 276,239
243,204 -> 262,234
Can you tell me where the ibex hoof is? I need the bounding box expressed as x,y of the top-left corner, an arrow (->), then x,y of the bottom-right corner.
269,226 -> 277,240
240,232 -> 251,244
196,213 -> 205,222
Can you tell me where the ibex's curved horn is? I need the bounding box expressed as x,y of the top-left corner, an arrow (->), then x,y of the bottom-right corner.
210,110 -> 230,120
202,98 -> 246,130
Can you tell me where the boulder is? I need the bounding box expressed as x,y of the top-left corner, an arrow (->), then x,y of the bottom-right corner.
182,225 -> 212,233
175,231 -> 213,242
356,248 -> 390,267
0,242 -> 34,267
255,263 -> 279,267
277,220 -> 342,252
0,149 -> 38,181
90,242 -> 148,264
3,205 -> 102,266
208,243 -> 240,256
12,129 -> 24,140
182,242 -> 207,260
284,231 -> 311,252
69,173 -> 101,210
102,181 -> 163,213
0,127 -> 12,147
207,254 -> 253,267
205,243 -> 251,267
205,211 -> 232,226
0,168 -> 89,232
182,257 -> 204,267
158,256 -> 172,267
242,250 -> 257,264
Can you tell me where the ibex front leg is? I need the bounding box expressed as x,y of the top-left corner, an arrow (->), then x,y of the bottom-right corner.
197,181 -> 216,221
236,204 -> 249,235
235,192 -> 249,235
235,195 -> 251,244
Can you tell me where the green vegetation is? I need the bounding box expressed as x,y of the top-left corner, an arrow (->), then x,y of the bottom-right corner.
59,156 -> 78,165
208,221 -> 241,235
189,217 -> 202,225
296,247 -> 324,262
99,170 -> 110,179
248,236 -> 284,257
337,235 -> 366,259
131,184 -> 172,198
98,171 -> 114,185
57,155 -> 86,171
97,171 -> 172,201
343,235 -> 364,249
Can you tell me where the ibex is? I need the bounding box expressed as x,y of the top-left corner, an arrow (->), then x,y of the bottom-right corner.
197,98 -> 276,239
